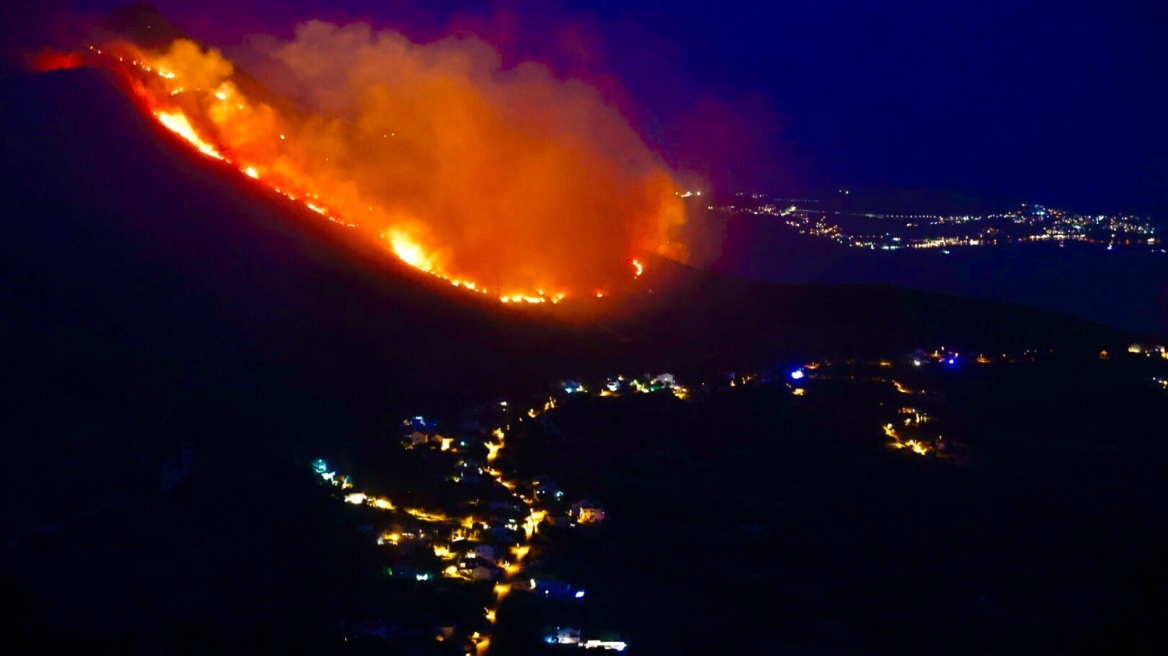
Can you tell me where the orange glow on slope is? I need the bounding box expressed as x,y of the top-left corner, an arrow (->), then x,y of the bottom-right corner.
60,31 -> 681,304
31,50 -> 85,72
155,110 -> 225,161
389,230 -> 436,272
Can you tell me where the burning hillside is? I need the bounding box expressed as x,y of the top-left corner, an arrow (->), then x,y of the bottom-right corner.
37,17 -> 685,303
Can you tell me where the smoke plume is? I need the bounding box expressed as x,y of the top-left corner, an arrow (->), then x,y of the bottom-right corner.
133,22 -> 688,298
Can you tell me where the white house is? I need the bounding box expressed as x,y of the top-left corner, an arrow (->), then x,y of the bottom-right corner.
553,627 -> 581,645
571,500 -> 607,524
653,373 -> 676,387
472,544 -> 496,562
470,565 -> 497,581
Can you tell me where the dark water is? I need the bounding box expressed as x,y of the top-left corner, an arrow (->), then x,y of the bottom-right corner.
712,215 -> 1168,336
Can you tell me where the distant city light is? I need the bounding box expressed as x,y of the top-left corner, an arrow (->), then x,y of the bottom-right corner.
711,198 -> 1157,253
790,369 -> 805,380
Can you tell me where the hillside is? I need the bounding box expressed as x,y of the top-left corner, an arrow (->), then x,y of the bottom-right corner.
0,66 -> 1145,651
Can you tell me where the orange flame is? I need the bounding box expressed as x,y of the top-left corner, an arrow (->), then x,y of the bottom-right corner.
61,30 -> 679,305
154,110 -> 225,161
389,230 -> 436,272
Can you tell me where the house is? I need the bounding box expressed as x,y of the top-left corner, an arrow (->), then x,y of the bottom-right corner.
458,552 -> 501,579
490,525 -> 523,545
545,627 -> 581,645
472,544 -> 496,563
534,480 -> 564,501
571,500 -> 607,524
406,430 -> 428,446
470,564 -> 500,581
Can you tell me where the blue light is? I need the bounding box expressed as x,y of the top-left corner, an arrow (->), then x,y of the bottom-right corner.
575,590 -> 585,599
790,369 -> 805,381
311,458 -> 328,474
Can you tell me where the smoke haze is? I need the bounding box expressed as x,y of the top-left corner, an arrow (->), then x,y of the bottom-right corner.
136,22 -> 688,298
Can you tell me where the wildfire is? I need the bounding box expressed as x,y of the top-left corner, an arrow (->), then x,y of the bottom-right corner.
389,230 -> 436,272
51,30 -> 680,306
155,110 -> 224,161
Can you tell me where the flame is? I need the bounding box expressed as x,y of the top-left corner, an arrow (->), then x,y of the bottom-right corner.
155,110 -> 225,160
389,230 -> 436,272
63,30 -> 681,305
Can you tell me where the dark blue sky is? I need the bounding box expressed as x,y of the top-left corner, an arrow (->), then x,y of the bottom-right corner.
6,0 -> 1165,215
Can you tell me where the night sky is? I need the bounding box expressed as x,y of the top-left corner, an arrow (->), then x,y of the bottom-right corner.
4,0 -> 1165,215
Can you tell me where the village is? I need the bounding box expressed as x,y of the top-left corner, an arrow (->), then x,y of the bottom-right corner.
308,342 -> 1167,653
310,385 -> 636,654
